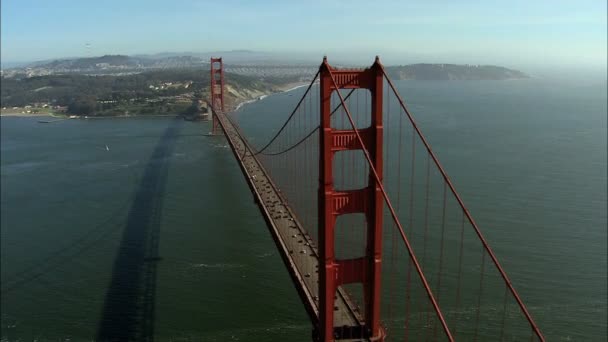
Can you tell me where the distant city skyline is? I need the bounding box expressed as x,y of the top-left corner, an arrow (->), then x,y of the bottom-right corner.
1,0 -> 606,71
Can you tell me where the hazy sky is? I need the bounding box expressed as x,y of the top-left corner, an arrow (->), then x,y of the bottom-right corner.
1,0 -> 606,70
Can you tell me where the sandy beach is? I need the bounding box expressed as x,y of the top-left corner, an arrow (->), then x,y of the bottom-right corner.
277,81 -> 312,93
231,81 -> 309,112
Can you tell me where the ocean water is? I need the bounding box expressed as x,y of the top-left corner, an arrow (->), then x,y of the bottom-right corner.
1,76 -> 606,341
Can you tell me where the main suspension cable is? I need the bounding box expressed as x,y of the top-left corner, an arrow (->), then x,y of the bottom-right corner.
251,70 -> 320,154
380,68 -> 545,341
255,89 -> 356,156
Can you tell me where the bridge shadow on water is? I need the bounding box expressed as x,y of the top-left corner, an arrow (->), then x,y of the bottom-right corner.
96,118 -> 183,342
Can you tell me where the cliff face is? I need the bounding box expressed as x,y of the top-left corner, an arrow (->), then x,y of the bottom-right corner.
202,82 -> 281,111
224,84 -> 270,108
385,64 -> 528,80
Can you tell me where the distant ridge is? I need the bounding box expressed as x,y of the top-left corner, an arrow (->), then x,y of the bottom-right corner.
385,63 -> 528,80
1,53 -> 528,81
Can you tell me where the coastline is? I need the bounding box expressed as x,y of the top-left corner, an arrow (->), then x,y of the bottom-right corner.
234,98 -> 259,112
0,112 -> 55,117
278,81 -> 316,93
81,114 -> 179,119
1,81 -> 311,119
232,81 -> 309,113
0,112 -> 179,119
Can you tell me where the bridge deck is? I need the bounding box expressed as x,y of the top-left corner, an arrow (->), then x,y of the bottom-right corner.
214,110 -> 368,340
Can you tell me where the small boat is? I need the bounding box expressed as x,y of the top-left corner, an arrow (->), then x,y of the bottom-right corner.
105,145 -> 110,151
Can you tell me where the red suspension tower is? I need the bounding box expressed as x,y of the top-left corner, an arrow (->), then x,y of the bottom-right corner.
318,57 -> 385,341
210,57 -> 224,134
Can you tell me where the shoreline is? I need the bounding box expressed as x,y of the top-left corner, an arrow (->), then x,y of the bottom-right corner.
0,113 -> 181,119
1,81 -> 311,119
1,111 -> 68,118
232,81 -> 309,113
1,112 -> 55,117
82,114 -> 179,119
279,81 -> 315,93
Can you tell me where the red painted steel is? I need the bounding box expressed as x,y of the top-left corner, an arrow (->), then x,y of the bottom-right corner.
326,57 -> 455,341
210,57 -> 224,134
318,57 -> 385,341
207,55 -> 545,342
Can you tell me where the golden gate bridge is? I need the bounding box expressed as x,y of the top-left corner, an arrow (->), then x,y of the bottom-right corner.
208,56 -> 544,342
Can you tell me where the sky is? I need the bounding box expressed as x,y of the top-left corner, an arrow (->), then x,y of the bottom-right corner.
1,0 -> 606,71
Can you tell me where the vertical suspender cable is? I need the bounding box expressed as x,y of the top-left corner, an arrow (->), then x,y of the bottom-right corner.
454,213 -> 465,338
474,249 -> 486,342
381,68 -> 544,341
434,182 -> 448,339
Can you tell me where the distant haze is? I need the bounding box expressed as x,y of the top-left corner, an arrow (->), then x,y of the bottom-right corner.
1,0 -> 606,74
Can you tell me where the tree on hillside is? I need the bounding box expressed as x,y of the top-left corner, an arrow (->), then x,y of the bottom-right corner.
67,96 -> 97,115
183,98 -> 201,116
